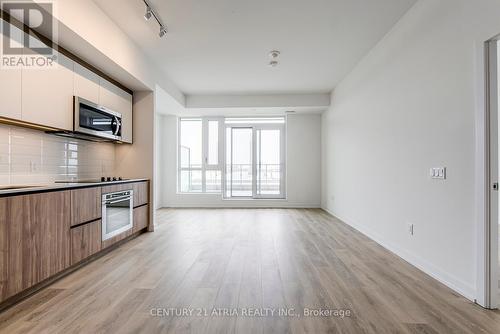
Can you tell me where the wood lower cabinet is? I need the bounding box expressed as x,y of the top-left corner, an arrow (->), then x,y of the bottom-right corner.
0,181 -> 149,305
133,205 -> 149,233
71,187 -> 101,227
70,220 -> 102,265
0,191 -> 71,302
133,182 -> 149,208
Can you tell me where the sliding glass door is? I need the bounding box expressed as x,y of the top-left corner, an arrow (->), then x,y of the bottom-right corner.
224,118 -> 285,199
255,127 -> 284,198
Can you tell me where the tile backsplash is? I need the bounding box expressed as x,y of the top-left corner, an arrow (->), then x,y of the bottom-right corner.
0,123 -> 115,185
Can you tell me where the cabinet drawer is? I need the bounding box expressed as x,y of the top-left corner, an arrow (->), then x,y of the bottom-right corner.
133,182 -> 149,207
71,187 -> 101,227
71,220 -> 102,265
133,205 -> 149,233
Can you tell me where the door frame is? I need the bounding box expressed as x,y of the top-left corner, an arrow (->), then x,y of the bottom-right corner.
481,37 -> 500,309
224,121 -> 286,199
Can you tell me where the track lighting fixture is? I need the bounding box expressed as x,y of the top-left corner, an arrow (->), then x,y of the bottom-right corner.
142,0 -> 167,38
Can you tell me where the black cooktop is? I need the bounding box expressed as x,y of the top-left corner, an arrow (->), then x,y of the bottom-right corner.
56,177 -> 126,183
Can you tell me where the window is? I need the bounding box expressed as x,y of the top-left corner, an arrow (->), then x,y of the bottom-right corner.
178,117 -> 285,198
207,120 -> 219,165
178,118 -> 223,193
179,118 -> 202,192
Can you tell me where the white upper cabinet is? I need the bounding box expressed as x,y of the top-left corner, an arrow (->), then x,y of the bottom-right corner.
0,22 -> 133,141
99,79 -> 133,143
22,48 -> 75,131
120,101 -> 133,144
74,63 -> 100,103
0,23 -> 23,120
0,67 -> 22,121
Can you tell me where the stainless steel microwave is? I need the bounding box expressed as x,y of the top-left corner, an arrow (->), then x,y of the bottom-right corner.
74,96 -> 122,141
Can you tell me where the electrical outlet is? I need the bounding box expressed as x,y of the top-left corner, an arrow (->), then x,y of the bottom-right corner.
430,167 -> 446,180
30,161 -> 38,173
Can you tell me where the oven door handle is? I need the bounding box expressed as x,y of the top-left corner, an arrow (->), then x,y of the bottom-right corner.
104,197 -> 132,205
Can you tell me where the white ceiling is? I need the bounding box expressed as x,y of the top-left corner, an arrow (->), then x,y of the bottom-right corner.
94,0 -> 416,96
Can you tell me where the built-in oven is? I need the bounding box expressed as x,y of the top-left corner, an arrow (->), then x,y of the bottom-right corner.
102,190 -> 134,241
74,96 -> 122,141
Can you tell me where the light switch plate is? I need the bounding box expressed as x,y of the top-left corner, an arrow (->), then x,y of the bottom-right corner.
408,223 -> 414,236
430,167 -> 446,180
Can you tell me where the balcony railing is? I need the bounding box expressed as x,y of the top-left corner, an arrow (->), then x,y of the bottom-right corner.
180,164 -> 281,194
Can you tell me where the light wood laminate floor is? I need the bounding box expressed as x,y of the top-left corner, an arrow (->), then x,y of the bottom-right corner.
1,208 -> 500,333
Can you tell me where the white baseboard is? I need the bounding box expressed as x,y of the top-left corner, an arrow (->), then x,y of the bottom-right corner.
160,201 -> 321,209
321,207 -> 476,301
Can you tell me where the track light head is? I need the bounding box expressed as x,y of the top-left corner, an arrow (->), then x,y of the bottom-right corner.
144,6 -> 152,20
159,26 -> 167,38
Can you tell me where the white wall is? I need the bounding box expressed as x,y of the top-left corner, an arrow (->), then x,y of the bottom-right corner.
157,113 -> 321,208
186,94 -> 330,109
287,114 -> 322,206
322,0 -> 500,301
155,112 -> 163,210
